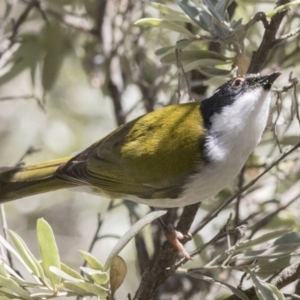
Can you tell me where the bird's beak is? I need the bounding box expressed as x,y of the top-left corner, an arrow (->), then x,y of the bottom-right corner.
259,71 -> 281,90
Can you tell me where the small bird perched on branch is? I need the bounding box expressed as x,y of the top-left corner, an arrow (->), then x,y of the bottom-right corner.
0,72 -> 280,207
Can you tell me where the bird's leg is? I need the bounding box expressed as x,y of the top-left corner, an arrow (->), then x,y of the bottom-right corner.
150,207 -> 192,259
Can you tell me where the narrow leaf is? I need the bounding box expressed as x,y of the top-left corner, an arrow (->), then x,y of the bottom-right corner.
233,243 -> 300,261
41,22 -> 65,92
64,281 -> 108,297
188,272 -> 249,300
150,2 -> 191,22
176,0 -> 211,31
155,46 -> 175,56
237,230 -> 291,251
0,275 -> 32,300
7,230 -> 45,280
50,266 -> 83,282
182,58 -> 229,72
110,256 -> 127,297
134,19 -> 195,38
198,66 -> 231,76
104,210 -> 167,270
250,272 -> 284,300
37,218 -> 61,289
80,267 -> 109,285
60,263 -> 84,280
79,251 -> 104,270
161,49 -> 227,64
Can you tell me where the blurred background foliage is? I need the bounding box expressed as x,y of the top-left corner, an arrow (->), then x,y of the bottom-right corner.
0,0 -> 300,299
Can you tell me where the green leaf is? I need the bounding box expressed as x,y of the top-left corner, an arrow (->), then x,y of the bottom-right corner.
60,263 -> 84,280
155,46 -> 175,56
0,36 -> 39,86
7,230 -> 45,281
110,256 -> 127,297
80,267 -> 109,285
0,275 -> 32,300
50,266 -> 83,282
237,230 -> 291,251
266,0 -> 300,18
215,0 -> 233,16
188,272 -> 249,300
103,210 -> 167,270
160,49 -> 227,64
250,272 -> 284,300
79,251 -> 104,270
0,296 -> 11,300
202,0 -> 223,22
0,263 -> 8,278
233,243 -> 300,261
176,0 -> 212,31
134,18 -> 195,38
37,218 -> 61,289
150,2 -> 192,22
41,22 -> 65,92
198,66 -> 231,76
182,58 -> 229,72
64,281 -> 108,297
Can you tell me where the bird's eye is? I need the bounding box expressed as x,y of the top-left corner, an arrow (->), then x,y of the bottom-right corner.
232,77 -> 245,89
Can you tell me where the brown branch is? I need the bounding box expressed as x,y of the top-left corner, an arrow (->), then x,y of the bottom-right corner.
247,0 -> 291,73
133,203 -> 201,300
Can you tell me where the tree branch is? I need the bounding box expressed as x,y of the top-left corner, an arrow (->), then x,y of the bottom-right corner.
248,0 -> 291,73
133,203 -> 201,300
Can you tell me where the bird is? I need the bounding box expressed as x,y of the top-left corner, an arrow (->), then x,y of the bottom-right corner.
0,72 -> 280,207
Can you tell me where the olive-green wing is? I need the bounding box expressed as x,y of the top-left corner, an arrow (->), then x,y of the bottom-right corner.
57,102 -> 205,199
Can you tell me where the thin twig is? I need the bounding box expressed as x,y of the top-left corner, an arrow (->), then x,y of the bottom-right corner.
0,0 -> 39,57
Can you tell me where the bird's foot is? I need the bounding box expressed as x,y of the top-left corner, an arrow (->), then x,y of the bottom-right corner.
164,224 -> 192,259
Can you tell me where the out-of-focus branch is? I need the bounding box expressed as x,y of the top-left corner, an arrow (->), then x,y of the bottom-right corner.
0,94 -> 45,111
248,0 -> 291,73
0,0 -> 39,58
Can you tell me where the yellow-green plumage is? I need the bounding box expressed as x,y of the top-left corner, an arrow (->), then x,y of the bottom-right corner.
0,102 -> 204,202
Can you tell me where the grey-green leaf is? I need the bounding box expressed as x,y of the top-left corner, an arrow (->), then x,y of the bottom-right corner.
60,263 -> 84,280
103,210 -> 167,270
7,230 -> 45,281
79,251 -> 104,270
134,18 -> 195,38
237,230 -> 291,251
50,266 -> 83,282
176,0 -> 211,31
160,50 -> 227,64
233,243 -> 300,261
0,275 -> 32,300
250,272 -> 284,300
37,218 -> 61,289
64,281 -> 108,297
80,267 -> 109,284
41,22 -> 65,92
188,272 -> 249,300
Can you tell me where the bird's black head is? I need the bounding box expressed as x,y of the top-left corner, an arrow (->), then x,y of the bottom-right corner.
201,72 -> 281,129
